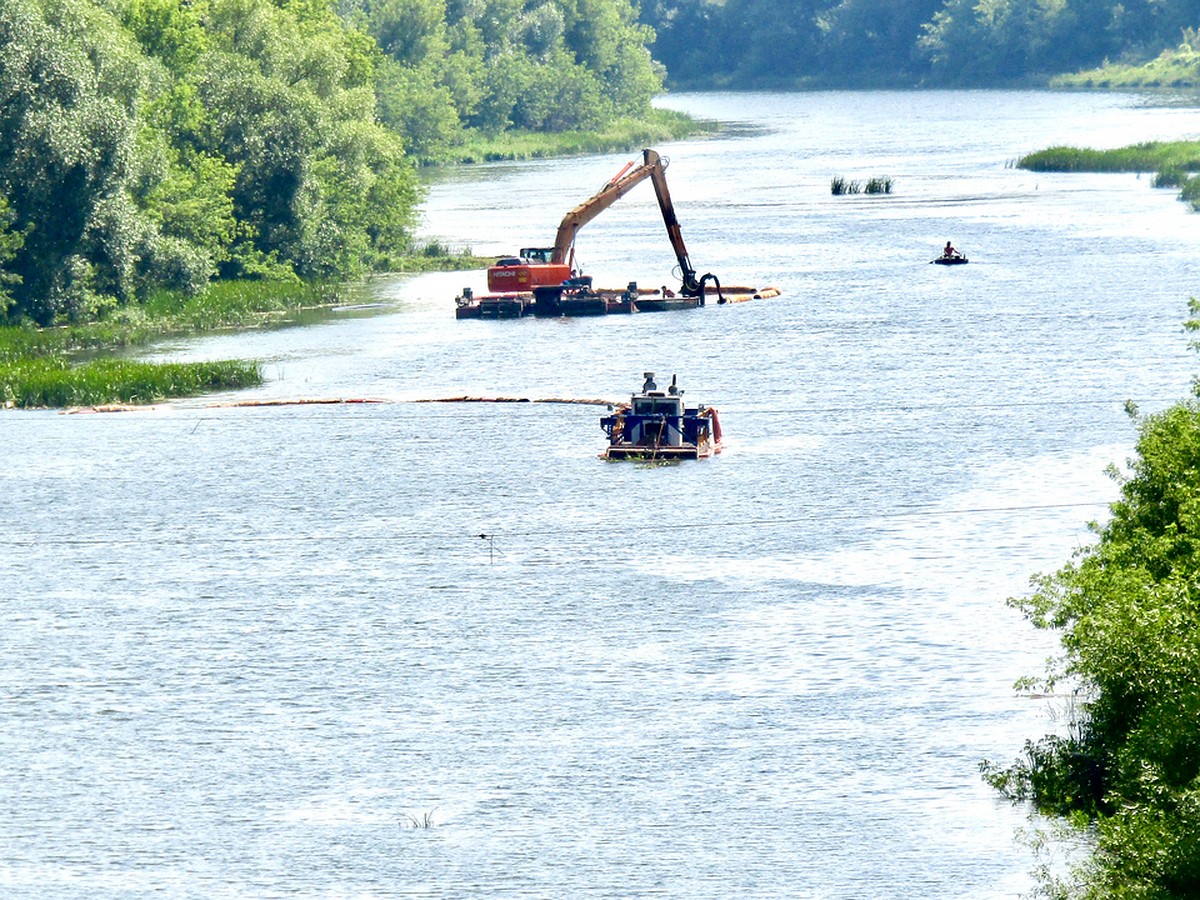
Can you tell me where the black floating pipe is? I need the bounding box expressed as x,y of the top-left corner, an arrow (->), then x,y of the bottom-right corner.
696,272 -> 722,306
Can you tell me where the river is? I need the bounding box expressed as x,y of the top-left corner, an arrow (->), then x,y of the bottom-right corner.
4,90 -> 1200,897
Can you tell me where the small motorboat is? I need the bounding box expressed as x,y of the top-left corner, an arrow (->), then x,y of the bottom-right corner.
932,254 -> 968,265
600,373 -> 722,460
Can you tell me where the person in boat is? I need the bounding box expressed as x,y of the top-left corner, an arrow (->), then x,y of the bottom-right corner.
942,240 -> 960,259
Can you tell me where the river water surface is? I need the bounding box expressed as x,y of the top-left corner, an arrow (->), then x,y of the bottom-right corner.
5,91 -> 1200,897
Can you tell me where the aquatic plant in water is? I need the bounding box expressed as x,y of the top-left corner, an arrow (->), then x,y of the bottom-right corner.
0,358 -> 262,408
830,176 -> 860,195
832,176 -> 892,195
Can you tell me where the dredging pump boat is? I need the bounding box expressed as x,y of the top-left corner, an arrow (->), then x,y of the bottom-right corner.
600,373 -> 722,460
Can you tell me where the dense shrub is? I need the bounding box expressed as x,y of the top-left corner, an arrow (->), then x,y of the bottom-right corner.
988,314 -> 1200,896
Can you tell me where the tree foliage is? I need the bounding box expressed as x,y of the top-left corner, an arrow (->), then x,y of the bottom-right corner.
0,0 -> 663,324
640,0 -> 1200,88
348,0 -> 662,145
983,306 -> 1200,897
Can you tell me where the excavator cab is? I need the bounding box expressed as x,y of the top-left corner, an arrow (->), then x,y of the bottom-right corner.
487,248 -> 571,293
520,247 -> 555,264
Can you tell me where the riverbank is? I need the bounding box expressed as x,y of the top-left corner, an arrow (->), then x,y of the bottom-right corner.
1018,140 -> 1200,209
0,106 -> 708,410
0,245 -> 499,409
1051,45 -> 1200,88
1,107 -> 716,410
429,108 -> 715,164
0,281 -> 325,409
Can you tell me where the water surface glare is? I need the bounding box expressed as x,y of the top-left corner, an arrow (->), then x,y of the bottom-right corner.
5,90 -> 1200,897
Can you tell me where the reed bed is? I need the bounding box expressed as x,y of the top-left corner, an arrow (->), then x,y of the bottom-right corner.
445,110 -> 712,164
1018,141 -> 1200,173
143,280 -> 350,331
0,280 -> 338,408
1018,140 -> 1200,210
1180,176 -> 1200,207
1153,167 -> 1189,188
2,358 -> 262,409
832,175 -> 893,195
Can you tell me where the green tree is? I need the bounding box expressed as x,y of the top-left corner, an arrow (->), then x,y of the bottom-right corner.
198,0 -> 418,277
988,318 -> 1200,896
121,0 -> 210,74
368,0 -> 448,64
0,0 -> 159,322
0,192 -> 25,318
376,57 -> 462,157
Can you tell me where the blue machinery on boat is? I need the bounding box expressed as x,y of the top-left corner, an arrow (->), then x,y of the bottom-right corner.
600,373 -> 722,460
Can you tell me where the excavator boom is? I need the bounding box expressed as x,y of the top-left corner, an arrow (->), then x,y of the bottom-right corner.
487,148 -> 711,297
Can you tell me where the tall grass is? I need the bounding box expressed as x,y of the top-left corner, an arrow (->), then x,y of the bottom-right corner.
1018,141 -> 1200,173
442,109 -> 713,164
1018,140 -> 1200,211
1,358 -> 262,408
1180,175 -> 1200,209
1153,167 -> 1188,188
0,279 -> 332,408
0,280 -> 352,364
832,175 -> 893,195
142,280 -> 350,331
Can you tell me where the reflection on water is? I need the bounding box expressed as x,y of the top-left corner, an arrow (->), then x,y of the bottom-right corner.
4,90 -> 1200,897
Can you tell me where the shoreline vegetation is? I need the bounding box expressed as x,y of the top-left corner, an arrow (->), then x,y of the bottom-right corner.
0,106 -> 705,411
981,316 -> 1200,896
1052,32 -> 1200,89
1018,141 -> 1200,210
431,109 -> 713,164
1,280 -> 330,409
989,141 -> 1200,896
0,250 -> 493,409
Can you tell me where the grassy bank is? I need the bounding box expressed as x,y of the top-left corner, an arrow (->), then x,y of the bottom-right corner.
1,249 -> 501,409
436,108 -> 715,164
3,358 -> 262,409
1052,46 -> 1200,88
0,280 -> 356,409
1018,140 -> 1200,211
1018,141 -> 1200,173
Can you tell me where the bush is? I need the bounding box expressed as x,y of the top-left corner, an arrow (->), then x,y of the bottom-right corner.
996,378 -> 1200,897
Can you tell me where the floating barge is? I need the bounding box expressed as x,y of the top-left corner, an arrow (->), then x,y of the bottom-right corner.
455,280 -> 779,319
600,373 -> 722,460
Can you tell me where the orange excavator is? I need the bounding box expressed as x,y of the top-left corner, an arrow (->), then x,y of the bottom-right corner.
486,148 -> 720,299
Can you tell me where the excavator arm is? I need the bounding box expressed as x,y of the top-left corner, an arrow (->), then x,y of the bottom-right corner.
549,149 -> 711,297
488,147 -> 719,299
645,151 -> 702,296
